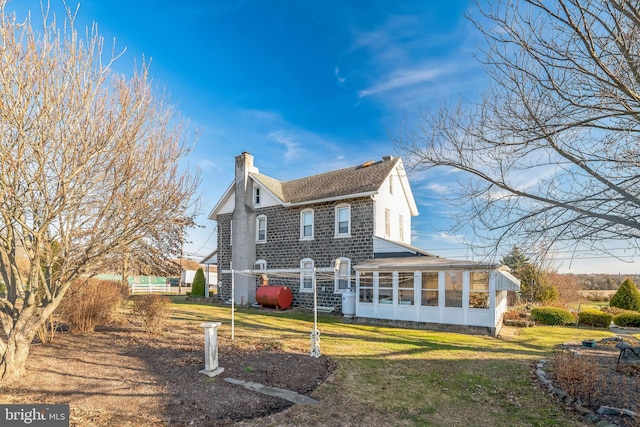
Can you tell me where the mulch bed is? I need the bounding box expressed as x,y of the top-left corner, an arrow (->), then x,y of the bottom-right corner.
0,319 -> 335,426
545,340 -> 639,426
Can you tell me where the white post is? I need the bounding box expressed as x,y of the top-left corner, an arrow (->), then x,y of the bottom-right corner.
310,267 -> 320,358
199,322 -> 224,377
205,264 -> 210,298
231,269 -> 235,340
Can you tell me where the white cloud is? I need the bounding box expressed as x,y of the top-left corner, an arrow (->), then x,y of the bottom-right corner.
334,67 -> 345,84
198,159 -> 220,172
267,130 -> 305,162
358,67 -> 444,98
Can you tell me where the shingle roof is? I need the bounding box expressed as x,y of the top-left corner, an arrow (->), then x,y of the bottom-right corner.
252,157 -> 400,204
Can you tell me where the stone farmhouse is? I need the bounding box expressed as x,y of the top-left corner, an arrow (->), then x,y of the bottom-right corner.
209,152 -> 519,336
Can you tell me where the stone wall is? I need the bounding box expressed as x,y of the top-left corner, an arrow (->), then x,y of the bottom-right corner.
216,197 -> 375,311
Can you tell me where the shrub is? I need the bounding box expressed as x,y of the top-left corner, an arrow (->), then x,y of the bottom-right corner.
577,310 -> 613,328
191,268 -> 205,297
613,312 -> 640,327
610,278 -> 640,311
530,306 -> 576,325
59,279 -> 127,333
600,306 -> 631,316
133,294 -> 171,334
552,351 -> 605,407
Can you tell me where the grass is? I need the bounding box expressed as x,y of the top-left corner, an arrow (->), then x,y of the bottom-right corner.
166,296 -> 615,426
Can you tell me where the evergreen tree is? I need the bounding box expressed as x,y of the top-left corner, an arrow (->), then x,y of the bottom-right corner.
610,278 -> 640,311
501,246 -> 557,304
500,246 -> 530,273
191,268 -> 206,297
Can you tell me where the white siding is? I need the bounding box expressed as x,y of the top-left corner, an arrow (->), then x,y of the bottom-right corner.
372,167 -> 413,244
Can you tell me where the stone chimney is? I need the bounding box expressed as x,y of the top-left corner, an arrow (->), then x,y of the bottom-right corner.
232,152 -> 257,305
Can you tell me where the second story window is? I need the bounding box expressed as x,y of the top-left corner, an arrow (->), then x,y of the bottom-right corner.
256,215 -> 267,243
335,204 -> 351,237
384,209 -> 390,237
300,209 -> 314,239
254,187 -> 261,205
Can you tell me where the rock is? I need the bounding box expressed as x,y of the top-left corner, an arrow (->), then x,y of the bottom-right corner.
550,386 -> 567,399
585,413 -> 599,423
575,404 -> 594,416
596,420 -> 618,427
535,369 -> 551,386
598,406 -> 621,416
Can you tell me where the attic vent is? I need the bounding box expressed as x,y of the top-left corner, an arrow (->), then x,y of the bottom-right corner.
360,160 -> 375,168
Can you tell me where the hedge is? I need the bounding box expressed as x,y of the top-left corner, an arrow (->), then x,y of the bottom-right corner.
530,306 -> 576,326
613,312 -> 640,328
577,310 -> 613,328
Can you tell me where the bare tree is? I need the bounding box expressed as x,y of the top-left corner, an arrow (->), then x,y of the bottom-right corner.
398,0 -> 640,262
0,3 -> 199,381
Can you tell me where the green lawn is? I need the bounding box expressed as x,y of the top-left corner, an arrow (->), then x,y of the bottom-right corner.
168,296 -> 617,426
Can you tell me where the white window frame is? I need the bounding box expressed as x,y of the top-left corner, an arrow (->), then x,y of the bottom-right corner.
399,215 -> 404,241
300,208 -> 314,240
255,259 -> 267,271
334,257 -> 351,293
335,204 -> 351,237
254,187 -> 261,206
384,209 -> 390,237
389,174 -> 394,195
256,215 -> 267,243
300,258 -> 314,293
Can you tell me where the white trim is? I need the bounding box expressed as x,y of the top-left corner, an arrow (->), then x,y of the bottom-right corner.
208,181 -> 235,220
384,208 -> 390,238
334,257 -> 351,293
254,187 -> 261,206
300,258 -> 314,293
256,215 -> 267,243
335,203 -> 351,237
300,208 -> 314,240
255,259 -> 267,271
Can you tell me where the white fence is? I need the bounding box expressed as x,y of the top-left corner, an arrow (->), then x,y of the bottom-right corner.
129,283 -> 171,294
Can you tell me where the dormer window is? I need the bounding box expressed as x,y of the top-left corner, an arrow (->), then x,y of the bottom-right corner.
254,187 -> 261,205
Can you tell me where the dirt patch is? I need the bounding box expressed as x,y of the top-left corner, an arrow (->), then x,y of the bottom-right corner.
0,317 -> 334,426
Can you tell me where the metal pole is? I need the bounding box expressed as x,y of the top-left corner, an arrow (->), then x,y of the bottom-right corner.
310,267 -> 320,357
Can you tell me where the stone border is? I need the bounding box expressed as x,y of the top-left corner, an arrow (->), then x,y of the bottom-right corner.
535,358 -> 638,425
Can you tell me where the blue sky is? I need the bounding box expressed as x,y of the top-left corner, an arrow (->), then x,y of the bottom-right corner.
8,0 -> 639,274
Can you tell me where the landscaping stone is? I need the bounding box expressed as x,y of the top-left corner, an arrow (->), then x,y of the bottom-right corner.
574,404 -> 594,416
597,406 -> 638,418
535,369 -> 551,385
224,378 -> 319,405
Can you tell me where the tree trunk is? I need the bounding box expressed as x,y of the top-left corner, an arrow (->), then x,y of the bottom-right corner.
0,331 -> 36,383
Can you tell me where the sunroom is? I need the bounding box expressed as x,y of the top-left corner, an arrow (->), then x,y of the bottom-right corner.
353,256 -> 520,336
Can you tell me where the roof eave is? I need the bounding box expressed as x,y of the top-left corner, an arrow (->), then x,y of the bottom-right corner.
208,181 -> 235,220
284,191 -> 378,207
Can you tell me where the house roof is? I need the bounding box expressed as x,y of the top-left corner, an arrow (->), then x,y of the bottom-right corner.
373,236 -> 437,257
201,249 -> 217,265
209,155 -> 417,219
354,256 -> 501,271
251,156 -> 400,205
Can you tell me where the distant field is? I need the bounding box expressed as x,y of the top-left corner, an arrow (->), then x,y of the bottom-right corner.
577,289 -> 616,299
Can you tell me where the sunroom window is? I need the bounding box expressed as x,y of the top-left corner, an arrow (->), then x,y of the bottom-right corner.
469,271 -> 490,309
